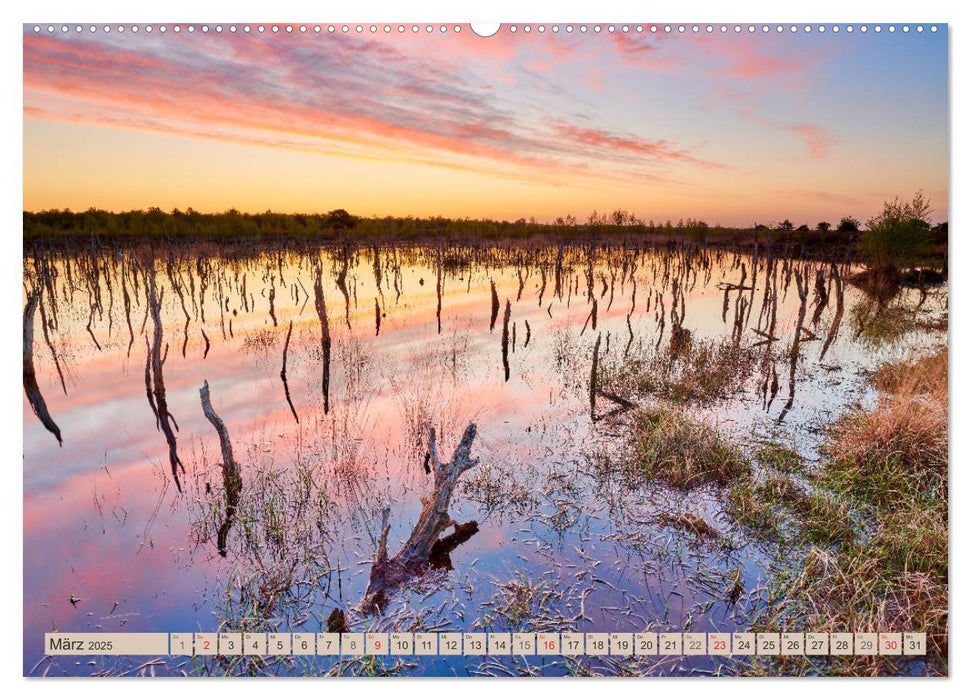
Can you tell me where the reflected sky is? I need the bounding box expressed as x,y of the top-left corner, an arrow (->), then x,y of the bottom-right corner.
23,244 -> 947,675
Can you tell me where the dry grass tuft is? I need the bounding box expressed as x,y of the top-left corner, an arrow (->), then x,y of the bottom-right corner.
874,348 -> 947,399
824,349 -> 947,506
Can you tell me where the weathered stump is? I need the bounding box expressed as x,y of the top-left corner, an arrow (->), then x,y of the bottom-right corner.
361,423 -> 480,613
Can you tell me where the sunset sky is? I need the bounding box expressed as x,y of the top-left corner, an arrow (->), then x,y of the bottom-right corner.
23,24 -> 948,226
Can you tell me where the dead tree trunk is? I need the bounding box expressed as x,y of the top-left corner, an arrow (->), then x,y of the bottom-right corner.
314,268 -> 331,414
280,321 -> 299,424
778,270 -> 808,423
362,422 -> 480,613
501,300 -> 512,382
589,333 -> 602,417
200,380 -> 241,557
489,281 -> 500,332
23,290 -> 62,446
147,270 -> 184,492
820,269 -> 845,360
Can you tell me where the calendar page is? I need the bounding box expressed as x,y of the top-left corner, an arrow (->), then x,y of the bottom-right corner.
22,20 -> 948,678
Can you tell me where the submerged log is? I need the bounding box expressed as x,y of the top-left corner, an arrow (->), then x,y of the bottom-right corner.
361,423 -> 480,614
23,290 -> 62,446
596,389 -> 636,410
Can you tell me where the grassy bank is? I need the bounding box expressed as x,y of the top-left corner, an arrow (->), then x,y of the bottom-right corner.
615,345 -> 947,675
750,348 -> 947,675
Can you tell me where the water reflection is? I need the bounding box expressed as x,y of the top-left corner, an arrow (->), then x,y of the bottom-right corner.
22,241 -> 945,676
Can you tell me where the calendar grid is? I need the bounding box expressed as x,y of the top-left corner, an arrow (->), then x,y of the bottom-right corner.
44,631 -> 926,658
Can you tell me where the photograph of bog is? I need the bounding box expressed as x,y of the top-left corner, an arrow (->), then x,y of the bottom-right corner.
22,22 -> 948,677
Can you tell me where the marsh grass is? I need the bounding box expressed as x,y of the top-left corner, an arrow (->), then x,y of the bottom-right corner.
747,348 -> 948,675
727,477 -> 782,537
479,571 -> 585,633
486,575 -> 558,629
823,350 -> 947,506
601,337 -> 758,404
755,441 -> 805,473
850,298 -> 947,350
727,471 -> 852,546
789,491 -> 855,546
626,406 -> 751,489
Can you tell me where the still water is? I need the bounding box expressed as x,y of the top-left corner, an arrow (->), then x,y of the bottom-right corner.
23,243 -> 945,676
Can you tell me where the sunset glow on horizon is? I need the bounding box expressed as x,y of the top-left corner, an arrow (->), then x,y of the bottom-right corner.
23,25 -> 949,226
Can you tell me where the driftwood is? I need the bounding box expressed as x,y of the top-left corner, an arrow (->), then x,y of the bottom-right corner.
751,328 -> 780,342
23,290 -> 62,446
200,380 -> 241,557
361,423 -> 480,613
596,389 -> 636,410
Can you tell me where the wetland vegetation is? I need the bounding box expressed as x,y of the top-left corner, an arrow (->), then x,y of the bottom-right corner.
23,199 -> 947,676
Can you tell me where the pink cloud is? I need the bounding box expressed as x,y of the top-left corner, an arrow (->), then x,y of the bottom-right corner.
783,123 -> 840,158
23,31 -> 719,187
608,32 -> 681,72
550,121 -> 726,170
